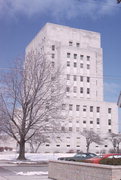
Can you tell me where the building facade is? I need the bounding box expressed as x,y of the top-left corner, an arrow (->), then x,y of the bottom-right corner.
26,23 -> 118,153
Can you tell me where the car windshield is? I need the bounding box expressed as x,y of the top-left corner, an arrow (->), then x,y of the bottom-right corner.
74,154 -> 87,157
74,153 -> 96,158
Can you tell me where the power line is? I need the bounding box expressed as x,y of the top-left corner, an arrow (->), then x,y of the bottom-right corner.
0,67 -> 121,81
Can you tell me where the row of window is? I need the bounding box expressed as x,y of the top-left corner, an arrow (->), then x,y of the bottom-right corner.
67,61 -> 90,69
62,104 -> 112,113
67,52 -> 90,61
61,126 -> 112,133
51,42 -> 83,51
46,144 -> 109,148
68,119 -> 111,125
66,86 -> 90,94
67,75 -> 90,82
69,41 -> 80,47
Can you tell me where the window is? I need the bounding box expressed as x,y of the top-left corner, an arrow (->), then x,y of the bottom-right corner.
87,56 -> 90,61
52,45 -> 55,51
52,53 -> 55,58
97,107 -> 100,113
66,137 -> 70,139
80,63 -> 83,68
108,108 -> 112,113
87,88 -> 90,94
87,77 -> 90,82
80,76 -> 83,82
67,52 -> 71,58
67,74 -> 70,80
76,43 -> 80,47
46,103 -> 49,110
51,61 -> 55,68
66,86 -> 70,92
67,145 -> 70,147
83,120 -> 86,124
45,118 -> 49,122
97,118 -> 100,124
73,75 -> 77,81
67,61 -> 70,67
76,121 -> 79,123
62,104 -> 66,110
90,106 -> 93,112
51,76 -> 55,81
80,87 -> 83,94
108,129 -> 111,133
73,86 -> 77,93
46,144 -> 50,146
76,127 -> 80,132
69,127 -> 72,131
108,119 -> 111,125
77,137 -> 80,139
83,106 -> 86,112
80,55 -> 84,60
69,41 -> 73,46
74,62 -> 77,67
87,64 -> 90,69
90,121 -> 93,124
56,145 -> 60,147
76,105 -> 80,111
61,126 -> 65,131
74,54 -> 77,59
76,145 -> 80,147
69,104 -> 73,111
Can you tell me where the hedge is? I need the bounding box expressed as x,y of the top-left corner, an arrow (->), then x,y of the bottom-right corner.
100,158 -> 121,165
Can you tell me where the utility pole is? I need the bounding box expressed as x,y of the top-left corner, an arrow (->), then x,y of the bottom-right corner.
117,92 -> 121,107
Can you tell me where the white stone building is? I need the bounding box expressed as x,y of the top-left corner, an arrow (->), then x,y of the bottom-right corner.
26,23 -> 118,153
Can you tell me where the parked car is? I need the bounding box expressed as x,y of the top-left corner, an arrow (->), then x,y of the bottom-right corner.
83,153 -> 121,164
58,153 -> 97,161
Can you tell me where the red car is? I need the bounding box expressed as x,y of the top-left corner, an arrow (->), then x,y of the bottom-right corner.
84,153 -> 121,164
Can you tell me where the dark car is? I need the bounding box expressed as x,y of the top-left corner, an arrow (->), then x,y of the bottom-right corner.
58,153 -> 97,161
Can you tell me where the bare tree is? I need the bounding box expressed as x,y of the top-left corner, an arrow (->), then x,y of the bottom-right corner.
28,130 -> 50,153
107,133 -> 121,153
81,130 -> 103,153
0,51 -> 64,160
117,0 -> 121,3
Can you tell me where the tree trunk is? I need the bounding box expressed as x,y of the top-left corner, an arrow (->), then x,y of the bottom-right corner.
17,138 -> 26,160
86,145 -> 89,153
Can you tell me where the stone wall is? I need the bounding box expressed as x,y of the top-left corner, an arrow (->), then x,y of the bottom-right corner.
48,160 -> 121,180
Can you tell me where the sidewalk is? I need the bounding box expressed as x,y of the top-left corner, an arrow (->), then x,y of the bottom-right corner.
0,160 -> 52,180
0,175 -> 52,180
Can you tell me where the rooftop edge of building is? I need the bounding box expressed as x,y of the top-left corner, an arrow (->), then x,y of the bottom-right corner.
26,22 -> 101,52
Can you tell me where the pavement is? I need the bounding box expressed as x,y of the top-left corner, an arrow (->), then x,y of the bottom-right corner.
0,160 -> 52,180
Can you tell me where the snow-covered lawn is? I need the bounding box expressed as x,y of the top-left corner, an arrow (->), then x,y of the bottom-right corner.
0,152 -> 75,162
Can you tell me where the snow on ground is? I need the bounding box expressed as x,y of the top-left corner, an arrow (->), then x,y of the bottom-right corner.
0,152 -> 75,162
17,171 -> 48,176
0,152 -> 75,176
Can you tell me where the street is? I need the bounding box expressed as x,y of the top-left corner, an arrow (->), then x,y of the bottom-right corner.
0,162 -> 52,180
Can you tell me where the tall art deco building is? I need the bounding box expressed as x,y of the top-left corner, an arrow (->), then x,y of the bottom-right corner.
26,23 -> 118,153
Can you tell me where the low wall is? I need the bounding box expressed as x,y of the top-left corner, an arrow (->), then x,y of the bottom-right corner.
48,160 -> 121,180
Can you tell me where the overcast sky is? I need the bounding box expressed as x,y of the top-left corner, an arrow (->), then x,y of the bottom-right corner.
0,0 -> 121,103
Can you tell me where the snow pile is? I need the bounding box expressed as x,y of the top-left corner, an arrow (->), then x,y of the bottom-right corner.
17,171 -> 48,176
